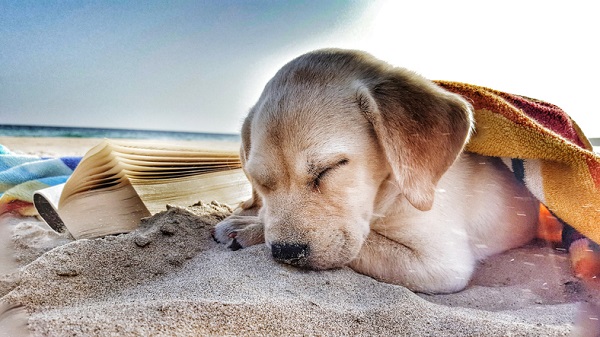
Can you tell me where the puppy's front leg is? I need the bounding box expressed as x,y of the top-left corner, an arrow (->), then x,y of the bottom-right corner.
212,191 -> 265,250
348,230 -> 475,294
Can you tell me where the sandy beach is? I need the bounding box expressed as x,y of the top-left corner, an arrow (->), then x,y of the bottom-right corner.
0,136 -> 241,157
1,136 -> 599,336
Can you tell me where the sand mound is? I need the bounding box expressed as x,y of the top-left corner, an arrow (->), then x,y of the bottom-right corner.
0,202 -> 592,336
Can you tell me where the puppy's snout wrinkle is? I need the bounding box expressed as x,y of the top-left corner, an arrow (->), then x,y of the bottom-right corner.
271,242 -> 310,266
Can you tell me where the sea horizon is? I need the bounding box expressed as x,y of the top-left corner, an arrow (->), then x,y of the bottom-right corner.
0,124 -> 241,142
3,123 -> 599,149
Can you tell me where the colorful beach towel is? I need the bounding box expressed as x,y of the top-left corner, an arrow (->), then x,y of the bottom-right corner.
0,145 -> 80,216
435,81 -> 600,248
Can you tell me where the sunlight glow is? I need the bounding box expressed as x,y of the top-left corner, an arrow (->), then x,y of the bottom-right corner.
353,0 -> 600,136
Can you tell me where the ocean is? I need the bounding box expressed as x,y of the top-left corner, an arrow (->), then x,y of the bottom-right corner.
0,124 -> 240,142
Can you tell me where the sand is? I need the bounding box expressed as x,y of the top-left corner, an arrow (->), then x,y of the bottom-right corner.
1,136 -> 599,336
0,136 -> 240,157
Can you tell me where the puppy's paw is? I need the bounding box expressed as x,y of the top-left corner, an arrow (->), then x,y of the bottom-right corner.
211,215 -> 265,250
570,238 -> 600,280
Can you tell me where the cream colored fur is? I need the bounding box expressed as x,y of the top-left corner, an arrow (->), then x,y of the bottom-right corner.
213,49 -> 539,294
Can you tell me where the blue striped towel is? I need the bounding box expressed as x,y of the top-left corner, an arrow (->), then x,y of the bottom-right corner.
0,145 -> 81,215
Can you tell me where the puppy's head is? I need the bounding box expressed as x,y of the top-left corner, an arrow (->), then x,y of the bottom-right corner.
242,49 -> 473,269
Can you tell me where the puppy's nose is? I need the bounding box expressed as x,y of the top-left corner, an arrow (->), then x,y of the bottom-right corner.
271,243 -> 310,266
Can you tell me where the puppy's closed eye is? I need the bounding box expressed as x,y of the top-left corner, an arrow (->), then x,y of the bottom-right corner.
310,158 -> 349,191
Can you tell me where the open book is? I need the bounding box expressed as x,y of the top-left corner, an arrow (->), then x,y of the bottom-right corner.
33,139 -> 251,239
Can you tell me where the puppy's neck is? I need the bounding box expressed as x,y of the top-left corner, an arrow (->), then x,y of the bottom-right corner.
372,174 -> 403,219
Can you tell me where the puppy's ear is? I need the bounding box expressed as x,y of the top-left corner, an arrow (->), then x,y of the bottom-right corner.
239,108 -> 262,212
356,72 -> 473,211
240,108 -> 254,166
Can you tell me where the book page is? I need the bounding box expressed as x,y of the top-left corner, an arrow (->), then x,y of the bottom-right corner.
58,180 -> 151,239
131,168 -> 251,214
60,140 -> 118,204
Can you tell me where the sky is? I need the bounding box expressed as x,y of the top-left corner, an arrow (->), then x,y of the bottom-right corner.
1,0 -> 599,136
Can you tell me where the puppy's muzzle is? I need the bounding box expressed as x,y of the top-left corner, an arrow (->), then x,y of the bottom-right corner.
271,242 -> 310,267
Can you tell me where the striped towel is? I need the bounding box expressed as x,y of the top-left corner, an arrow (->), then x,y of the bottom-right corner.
435,81 -> 600,263
0,145 -> 81,216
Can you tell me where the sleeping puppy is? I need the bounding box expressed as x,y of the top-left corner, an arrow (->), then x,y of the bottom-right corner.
213,49 -> 539,294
